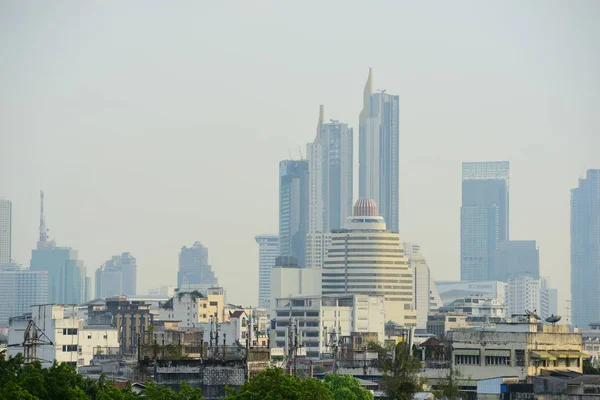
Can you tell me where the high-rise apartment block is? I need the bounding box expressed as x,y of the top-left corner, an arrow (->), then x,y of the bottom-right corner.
507,274 -> 556,320
403,243 -> 443,330
307,105 -> 353,234
322,199 -> 416,326
571,169 -> 600,329
95,252 -> 137,299
29,192 -> 87,304
279,160 -> 309,267
358,68 -> 400,233
0,198 -> 11,264
491,240 -> 539,282
461,161 -> 510,281
305,233 -> 331,269
177,242 -> 219,294
0,263 -> 48,327
255,234 -> 278,309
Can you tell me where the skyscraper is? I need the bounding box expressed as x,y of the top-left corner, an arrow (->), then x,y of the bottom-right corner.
0,263 -> 48,327
29,191 -> 87,304
279,159 -> 309,267
571,169 -> 600,329
95,252 -> 137,299
322,199 -> 416,326
0,198 -> 11,264
358,68 -> 400,233
491,240 -> 539,282
307,105 -> 354,234
177,242 -> 218,294
460,161 -> 510,281
255,234 -> 278,309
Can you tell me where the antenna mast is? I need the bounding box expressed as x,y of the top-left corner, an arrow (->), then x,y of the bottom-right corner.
38,191 -> 47,249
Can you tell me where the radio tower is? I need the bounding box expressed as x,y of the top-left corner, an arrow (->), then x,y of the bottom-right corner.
37,191 -> 54,250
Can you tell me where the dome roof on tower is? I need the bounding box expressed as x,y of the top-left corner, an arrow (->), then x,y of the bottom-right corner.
353,198 -> 378,217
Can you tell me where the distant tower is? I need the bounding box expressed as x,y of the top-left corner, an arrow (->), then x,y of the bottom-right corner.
177,242 -> 219,294
571,169 -> 600,329
460,161 -> 510,281
30,191 -> 86,304
279,160 -> 309,267
0,198 -> 11,264
358,68 -> 400,233
95,252 -> 137,299
255,235 -> 279,309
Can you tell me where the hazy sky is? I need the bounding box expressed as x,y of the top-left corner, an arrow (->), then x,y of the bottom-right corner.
1,1 -> 598,312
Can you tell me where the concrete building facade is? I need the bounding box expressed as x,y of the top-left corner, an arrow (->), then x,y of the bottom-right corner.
322,199 -> 416,326
255,234 -> 278,310
460,161 -> 510,281
404,243 -> 443,330
435,280 -> 507,306
270,257 -> 321,317
271,294 -> 385,359
159,287 -> 225,328
305,233 -> 332,269
571,169 -> 600,329
8,305 -> 119,368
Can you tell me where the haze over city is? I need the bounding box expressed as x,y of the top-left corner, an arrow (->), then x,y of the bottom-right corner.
1,0 -> 599,311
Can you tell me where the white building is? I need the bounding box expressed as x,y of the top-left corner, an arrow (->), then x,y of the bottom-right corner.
8,305 -> 118,368
404,243 -> 443,330
255,235 -> 278,309
322,199 -> 416,326
0,263 -> 48,327
507,274 -> 557,320
199,310 -> 249,347
0,198 -> 11,264
159,287 -> 226,328
441,296 -> 507,321
435,280 -> 507,306
270,262 -> 321,317
305,233 -> 332,269
271,294 -> 385,359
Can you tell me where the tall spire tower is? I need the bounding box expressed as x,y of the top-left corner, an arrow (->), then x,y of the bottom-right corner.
37,191 -> 54,249
358,67 -> 400,232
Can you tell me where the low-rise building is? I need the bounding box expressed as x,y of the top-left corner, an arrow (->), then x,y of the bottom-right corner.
435,281 -> 507,306
440,296 -> 506,322
159,287 -> 225,328
8,304 -> 118,368
444,319 -> 590,381
271,294 -> 385,359
426,313 -> 470,339
269,258 -> 321,317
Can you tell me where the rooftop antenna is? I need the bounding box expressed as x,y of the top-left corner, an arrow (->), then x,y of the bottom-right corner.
298,146 -> 303,160
37,191 -> 49,249
288,149 -> 293,160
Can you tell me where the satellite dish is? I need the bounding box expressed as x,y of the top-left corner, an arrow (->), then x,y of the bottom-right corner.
545,315 -> 562,325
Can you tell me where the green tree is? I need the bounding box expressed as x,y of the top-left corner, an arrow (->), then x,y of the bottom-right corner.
224,367 -> 333,400
433,368 -> 463,400
380,343 -> 423,400
323,374 -> 373,400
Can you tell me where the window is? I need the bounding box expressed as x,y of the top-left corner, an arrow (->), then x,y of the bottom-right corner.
87,335 -> 92,339
485,356 -> 510,366
62,345 -> 78,352
455,355 -> 480,365
448,318 -> 457,322
210,301 -> 218,306
515,350 -> 525,366
63,328 -> 77,335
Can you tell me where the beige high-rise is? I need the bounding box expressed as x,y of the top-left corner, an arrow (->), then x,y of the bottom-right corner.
321,199 -> 416,326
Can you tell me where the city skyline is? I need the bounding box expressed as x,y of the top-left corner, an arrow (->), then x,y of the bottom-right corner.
2,1 -> 599,310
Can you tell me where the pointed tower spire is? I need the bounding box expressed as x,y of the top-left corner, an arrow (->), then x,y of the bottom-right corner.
37,190 -> 48,249
315,104 -> 325,141
360,67 -> 374,121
